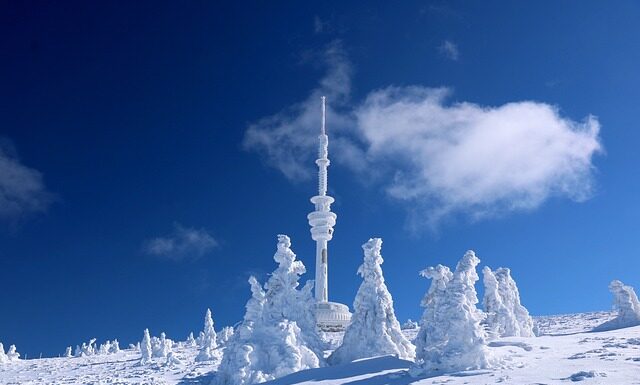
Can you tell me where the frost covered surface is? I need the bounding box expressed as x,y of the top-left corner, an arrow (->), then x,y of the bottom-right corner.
483,266 -> 534,338
329,238 -> 415,364
594,280 -> 640,332
1,313 -> 640,384
413,250 -> 492,374
215,235 -> 323,385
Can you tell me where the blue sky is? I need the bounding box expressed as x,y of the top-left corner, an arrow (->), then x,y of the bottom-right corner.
1,1 -> 639,357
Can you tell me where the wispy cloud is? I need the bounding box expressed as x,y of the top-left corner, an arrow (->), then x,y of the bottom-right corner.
0,139 -> 52,223
243,40 -> 353,181
243,44 -> 603,230
439,40 -> 460,61
143,223 -> 218,261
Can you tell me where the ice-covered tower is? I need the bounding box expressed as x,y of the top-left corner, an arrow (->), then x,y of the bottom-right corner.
308,96 -> 351,331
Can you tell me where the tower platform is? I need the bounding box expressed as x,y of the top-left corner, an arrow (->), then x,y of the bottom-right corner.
315,301 -> 352,332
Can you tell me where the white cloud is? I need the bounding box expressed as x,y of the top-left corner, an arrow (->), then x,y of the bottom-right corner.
144,223 -> 218,261
243,45 -> 603,229
243,41 -> 354,181
0,140 -> 52,222
354,87 -> 601,228
439,40 -> 460,61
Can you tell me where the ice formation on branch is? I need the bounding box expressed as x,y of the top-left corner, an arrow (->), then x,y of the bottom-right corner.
329,238 -> 415,364
412,250 -> 491,374
196,309 -> 221,362
140,329 -> 152,363
215,235 -> 323,385
594,280 -> 640,331
483,267 -> 534,338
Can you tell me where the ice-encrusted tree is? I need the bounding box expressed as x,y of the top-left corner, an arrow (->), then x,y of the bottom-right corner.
483,267 -> 534,338
215,235 -> 323,385
140,329 -> 152,363
412,250 -> 491,375
196,308 -> 220,362
6,345 -> 20,361
594,280 -> 640,331
152,332 -> 173,358
218,326 -> 235,346
0,343 -> 7,363
64,346 -> 73,358
329,238 -> 415,364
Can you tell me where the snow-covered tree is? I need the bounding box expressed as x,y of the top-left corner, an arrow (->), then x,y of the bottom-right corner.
412,250 -> 491,375
152,332 -> 173,358
0,343 -> 7,363
262,235 -> 321,352
196,308 -> 220,362
110,339 -> 120,354
594,280 -> 640,331
186,332 -> 196,347
483,267 -> 534,338
75,338 -> 97,357
140,329 -> 152,363
329,238 -> 415,364
217,326 -> 235,346
215,235 -> 323,385
64,346 -> 73,358
6,345 -> 20,361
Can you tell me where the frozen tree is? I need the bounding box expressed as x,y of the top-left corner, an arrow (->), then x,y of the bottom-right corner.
196,308 -> 220,362
412,251 -> 491,375
0,343 -> 7,363
140,329 -> 152,363
75,338 -> 97,357
110,339 -> 120,354
594,280 -> 640,331
6,345 -> 20,361
152,332 -> 173,358
262,235 -> 321,353
218,326 -> 235,345
329,238 -> 415,364
483,267 -> 534,338
186,332 -> 196,347
99,340 -> 112,355
64,346 -> 73,358
215,235 -> 323,385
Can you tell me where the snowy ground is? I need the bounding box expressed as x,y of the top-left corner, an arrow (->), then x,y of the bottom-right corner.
1,312 -> 639,385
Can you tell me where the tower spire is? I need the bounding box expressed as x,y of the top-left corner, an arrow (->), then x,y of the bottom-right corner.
308,96 -> 336,303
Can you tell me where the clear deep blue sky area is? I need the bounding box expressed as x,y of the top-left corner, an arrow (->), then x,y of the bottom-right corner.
1,1 -> 639,357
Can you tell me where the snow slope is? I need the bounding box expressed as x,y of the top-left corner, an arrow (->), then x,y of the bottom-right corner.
1,312 -> 639,385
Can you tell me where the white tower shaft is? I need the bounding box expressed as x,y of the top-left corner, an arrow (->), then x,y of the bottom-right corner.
308,96 -> 336,303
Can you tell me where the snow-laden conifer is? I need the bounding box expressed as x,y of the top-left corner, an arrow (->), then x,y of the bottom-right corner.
64,346 -> 73,358
329,238 -> 415,364
594,280 -> 640,331
6,345 -> 20,361
196,308 -> 220,362
215,235 -> 323,385
152,332 -> 173,358
412,251 -> 491,374
140,329 -> 152,363
0,343 -> 7,363
186,332 -> 196,347
217,326 -> 235,346
483,267 -> 534,337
